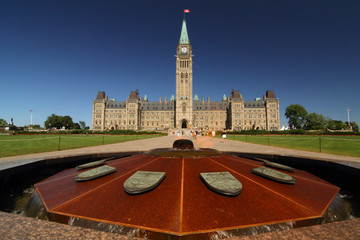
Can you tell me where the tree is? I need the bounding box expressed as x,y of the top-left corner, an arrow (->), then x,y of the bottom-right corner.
285,104 -> 308,129
304,113 -> 327,130
79,121 -> 86,129
352,122 -> 359,133
327,120 -> 347,130
73,123 -> 81,129
60,116 -> 74,129
45,114 -> 61,129
0,118 -> 7,127
45,114 -> 75,129
346,121 -> 359,133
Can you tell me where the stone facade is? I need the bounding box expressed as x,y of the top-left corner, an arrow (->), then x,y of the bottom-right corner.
92,18 -> 280,131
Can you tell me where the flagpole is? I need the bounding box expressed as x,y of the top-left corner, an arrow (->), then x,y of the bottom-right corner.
347,108 -> 350,125
183,9 -> 190,20
30,110 -> 33,128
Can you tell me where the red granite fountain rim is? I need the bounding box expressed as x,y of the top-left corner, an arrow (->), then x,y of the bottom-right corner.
1,211 -> 360,240
34,154 -> 339,236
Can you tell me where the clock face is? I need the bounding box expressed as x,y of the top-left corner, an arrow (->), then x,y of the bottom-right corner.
181,47 -> 187,53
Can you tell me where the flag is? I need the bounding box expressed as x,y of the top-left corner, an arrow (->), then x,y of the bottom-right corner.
30,110 -> 32,112
184,9 -> 190,13
347,108 -> 351,111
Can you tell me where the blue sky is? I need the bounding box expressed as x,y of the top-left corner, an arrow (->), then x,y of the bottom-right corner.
1,0 -> 359,128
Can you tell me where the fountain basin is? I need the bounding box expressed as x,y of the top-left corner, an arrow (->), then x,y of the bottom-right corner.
33,151 -> 339,239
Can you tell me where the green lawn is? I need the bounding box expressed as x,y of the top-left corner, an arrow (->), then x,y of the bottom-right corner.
226,135 -> 360,157
2,134 -> 359,158
0,134 -> 163,158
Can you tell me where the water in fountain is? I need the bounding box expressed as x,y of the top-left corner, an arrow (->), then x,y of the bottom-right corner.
22,190 -> 48,220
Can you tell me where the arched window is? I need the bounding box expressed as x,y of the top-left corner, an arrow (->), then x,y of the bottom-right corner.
182,105 -> 186,113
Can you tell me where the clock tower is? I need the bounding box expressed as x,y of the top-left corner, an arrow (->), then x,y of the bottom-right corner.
175,18 -> 193,128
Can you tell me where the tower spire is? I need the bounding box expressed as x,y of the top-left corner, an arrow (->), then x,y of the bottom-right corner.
176,14 -> 193,129
179,18 -> 189,44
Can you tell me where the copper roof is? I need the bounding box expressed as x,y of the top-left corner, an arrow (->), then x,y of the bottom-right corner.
231,89 -> 242,99
128,90 -> 139,100
96,91 -> 106,100
266,90 -> 276,99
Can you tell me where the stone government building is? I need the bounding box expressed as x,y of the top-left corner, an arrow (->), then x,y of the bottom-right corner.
92,18 -> 280,131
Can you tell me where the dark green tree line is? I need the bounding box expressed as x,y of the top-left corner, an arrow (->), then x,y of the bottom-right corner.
44,114 -> 74,129
44,114 -> 89,130
0,118 -> 7,127
285,104 -> 308,129
285,105 -> 358,132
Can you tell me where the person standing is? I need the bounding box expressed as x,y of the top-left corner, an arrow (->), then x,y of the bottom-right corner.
221,129 -> 226,143
212,129 -> 216,141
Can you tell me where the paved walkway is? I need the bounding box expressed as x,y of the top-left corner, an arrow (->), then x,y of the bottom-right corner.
1,135 -> 360,170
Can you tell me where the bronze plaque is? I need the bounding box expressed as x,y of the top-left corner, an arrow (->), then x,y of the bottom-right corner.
200,172 -> 242,196
252,166 -> 296,184
124,171 -> 166,194
264,160 -> 295,172
76,160 -> 106,169
75,165 -> 117,182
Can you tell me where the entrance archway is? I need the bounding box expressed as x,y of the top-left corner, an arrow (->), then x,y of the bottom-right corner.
181,120 -> 187,129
